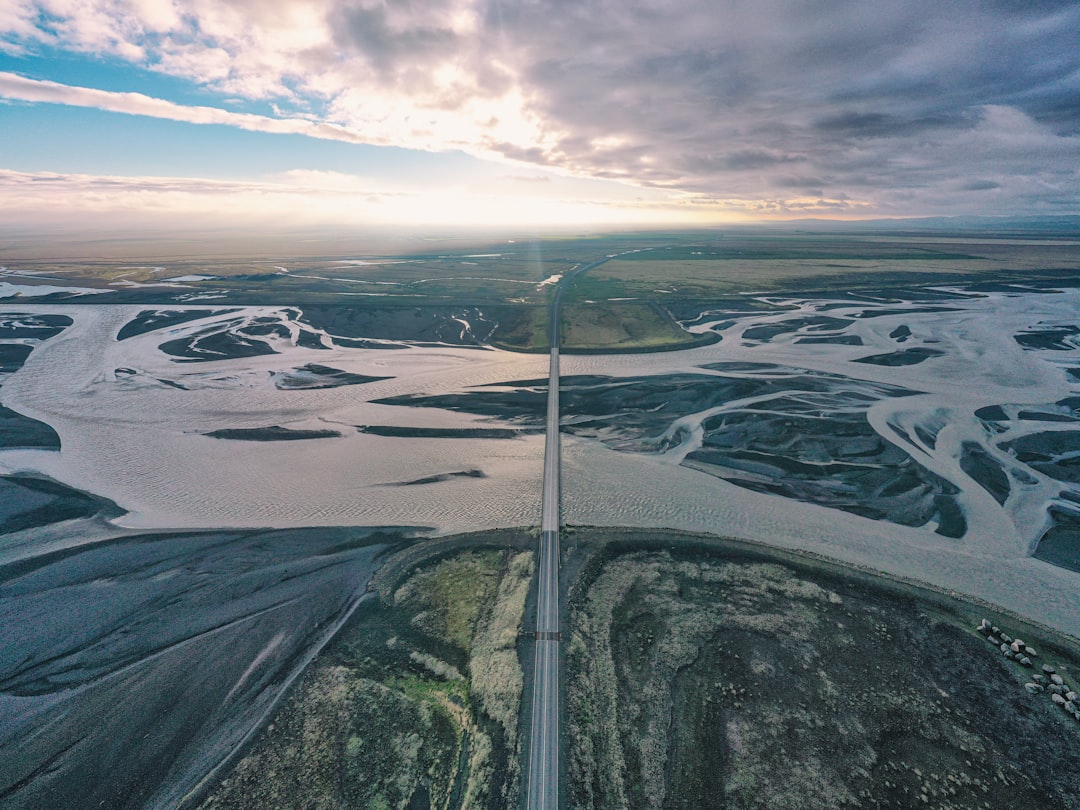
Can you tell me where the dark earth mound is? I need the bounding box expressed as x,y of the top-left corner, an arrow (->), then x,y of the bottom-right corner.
273,363 -> 391,390
853,347 -> 945,366
0,313 -> 72,340
0,474 -> 121,534
204,426 -> 342,441
162,329 -> 278,362
392,469 -> 487,486
0,344 -> 32,374
1034,506 -> 1080,573
357,425 -> 537,439
117,309 -> 237,340
0,405 -> 60,451
1014,326 -> 1080,351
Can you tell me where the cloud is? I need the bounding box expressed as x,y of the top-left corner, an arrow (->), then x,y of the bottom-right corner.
0,168 -> 713,228
491,0 -> 1080,211
1,0 -> 1078,216
0,72 -> 374,144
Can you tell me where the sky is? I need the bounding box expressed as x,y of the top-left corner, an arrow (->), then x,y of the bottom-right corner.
1,0 -> 1078,230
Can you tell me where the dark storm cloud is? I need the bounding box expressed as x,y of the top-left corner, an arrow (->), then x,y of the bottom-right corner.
813,112 -> 969,140
328,0 -> 514,102
960,180 -> 1002,192
337,5 -> 458,75
472,0 -> 1080,214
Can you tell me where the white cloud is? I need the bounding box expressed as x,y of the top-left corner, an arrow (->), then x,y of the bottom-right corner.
0,168 -> 714,228
0,3 -> 39,50
1,0 -> 1078,216
0,72 -> 374,144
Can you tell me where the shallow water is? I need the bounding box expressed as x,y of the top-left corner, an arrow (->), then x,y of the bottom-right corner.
0,291 -> 1078,597
559,285 -> 1080,634
0,304 -> 546,533
3,287 -> 1080,806
0,305 -> 551,806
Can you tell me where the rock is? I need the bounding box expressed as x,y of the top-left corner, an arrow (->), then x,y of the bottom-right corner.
986,635 -> 999,644
1050,684 -> 1065,696
1003,650 -> 1016,660
1025,645 -> 1038,657
1025,682 -> 1043,694
1067,702 -> 1078,714
1019,656 -> 1032,667
1011,641 -> 1024,653
992,626 -> 1002,635
1000,643 -> 1011,653
1043,664 -> 1057,675
1051,674 -> 1065,686
1052,693 -> 1067,706
1067,691 -> 1078,702
1033,674 -> 1047,684
978,619 -> 992,633
1000,633 -> 1013,644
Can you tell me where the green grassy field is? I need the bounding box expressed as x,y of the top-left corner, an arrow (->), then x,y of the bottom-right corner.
568,236 -> 1080,300
559,300 -> 716,353
487,306 -> 550,352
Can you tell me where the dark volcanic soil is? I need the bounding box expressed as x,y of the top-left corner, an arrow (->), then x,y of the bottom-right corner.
0,405 -> 60,451
0,474 -> 120,533
565,533 -> 1080,810
204,425 -> 342,441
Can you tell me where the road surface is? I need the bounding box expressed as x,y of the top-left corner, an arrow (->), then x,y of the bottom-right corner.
526,292 -> 564,810
525,257 -> 612,810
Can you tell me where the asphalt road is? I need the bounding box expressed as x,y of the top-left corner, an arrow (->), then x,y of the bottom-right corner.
525,257 -> 612,810
526,340 -> 561,810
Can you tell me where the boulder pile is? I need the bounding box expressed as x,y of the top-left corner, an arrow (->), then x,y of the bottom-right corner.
978,618 -> 1080,723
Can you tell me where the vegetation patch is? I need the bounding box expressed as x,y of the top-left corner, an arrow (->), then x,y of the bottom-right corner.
488,307 -> 550,353
560,301 -> 714,353
197,539 -> 534,810
566,534 -> 1080,810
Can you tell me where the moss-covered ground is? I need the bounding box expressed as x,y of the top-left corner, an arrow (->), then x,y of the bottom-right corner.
563,529 -> 1080,810
197,533 -> 534,810
559,301 -> 716,353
